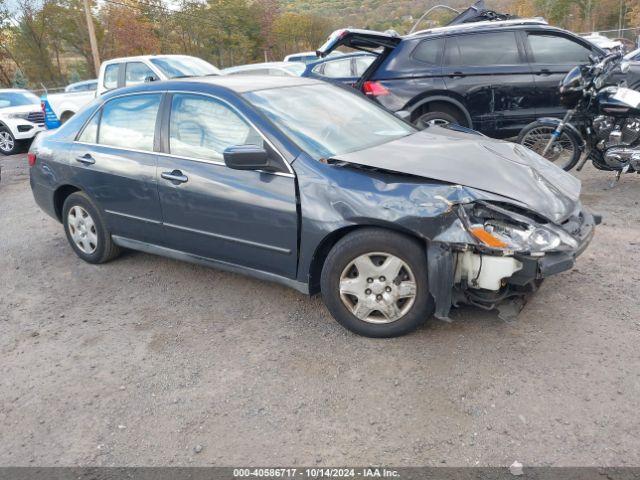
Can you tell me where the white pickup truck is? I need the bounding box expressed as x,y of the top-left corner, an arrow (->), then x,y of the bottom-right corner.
45,54 -> 221,124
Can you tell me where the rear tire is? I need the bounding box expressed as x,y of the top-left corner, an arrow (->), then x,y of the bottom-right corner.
414,103 -> 466,129
517,122 -> 582,171
62,192 -> 120,264
320,228 -> 434,338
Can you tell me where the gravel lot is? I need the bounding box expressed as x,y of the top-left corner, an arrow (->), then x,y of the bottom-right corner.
1,151 -> 639,467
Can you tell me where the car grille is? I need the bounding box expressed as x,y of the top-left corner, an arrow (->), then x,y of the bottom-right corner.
27,111 -> 45,124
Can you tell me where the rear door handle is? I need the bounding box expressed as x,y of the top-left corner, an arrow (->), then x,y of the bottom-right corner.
449,71 -> 465,78
161,170 -> 188,184
537,69 -> 552,76
75,153 -> 95,165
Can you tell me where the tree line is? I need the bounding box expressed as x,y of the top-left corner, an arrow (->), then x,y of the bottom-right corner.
0,0 -> 638,89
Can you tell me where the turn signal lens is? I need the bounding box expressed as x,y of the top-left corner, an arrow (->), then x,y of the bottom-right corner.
470,227 -> 509,249
27,152 -> 36,167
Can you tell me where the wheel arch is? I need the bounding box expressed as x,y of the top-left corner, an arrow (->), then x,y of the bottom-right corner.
406,95 -> 472,128
53,184 -> 82,222
307,222 -> 427,295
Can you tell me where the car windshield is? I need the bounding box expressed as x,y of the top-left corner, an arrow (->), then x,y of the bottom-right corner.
150,56 -> 221,78
0,91 -> 40,109
245,84 -> 415,160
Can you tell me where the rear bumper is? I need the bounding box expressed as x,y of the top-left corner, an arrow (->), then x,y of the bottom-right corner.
30,176 -> 58,221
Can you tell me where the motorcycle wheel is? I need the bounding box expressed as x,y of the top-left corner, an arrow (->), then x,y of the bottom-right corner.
517,123 -> 582,171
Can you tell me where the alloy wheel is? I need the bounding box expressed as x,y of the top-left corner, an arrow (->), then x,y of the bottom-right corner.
67,206 -> 98,254
339,252 -> 417,324
0,131 -> 15,153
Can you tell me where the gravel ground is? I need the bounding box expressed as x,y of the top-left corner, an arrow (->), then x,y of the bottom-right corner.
1,152 -> 639,467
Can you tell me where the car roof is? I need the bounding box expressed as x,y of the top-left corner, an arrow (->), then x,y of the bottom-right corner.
0,88 -> 30,93
407,17 -> 549,38
102,74 -> 324,98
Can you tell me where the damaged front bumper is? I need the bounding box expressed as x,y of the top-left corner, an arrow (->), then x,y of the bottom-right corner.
427,208 -> 598,321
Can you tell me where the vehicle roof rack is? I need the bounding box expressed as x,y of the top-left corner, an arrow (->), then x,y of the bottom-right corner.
407,18 -> 548,37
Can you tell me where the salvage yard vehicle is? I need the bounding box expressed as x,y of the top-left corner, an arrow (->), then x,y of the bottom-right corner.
30,76 -> 597,337
45,55 -> 221,124
0,89 -> 45,155
317,19 -> 640,138
518,53 -> 640,181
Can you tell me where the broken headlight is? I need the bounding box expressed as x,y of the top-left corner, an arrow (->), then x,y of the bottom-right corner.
469,220 -> 562,252
463,204 -> 579,253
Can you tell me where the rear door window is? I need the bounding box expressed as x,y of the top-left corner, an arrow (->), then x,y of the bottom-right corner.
412,38 -> 444,65
98,94 -> 161,151
321,58 -> 353,78
103,64 -> 119,90
353,56 -> 375,75
444,32 -> 522,66
528,34 -> 592,64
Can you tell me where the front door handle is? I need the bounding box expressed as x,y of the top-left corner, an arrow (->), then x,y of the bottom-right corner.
161,170 -> 188,184
75,153 -> 95,165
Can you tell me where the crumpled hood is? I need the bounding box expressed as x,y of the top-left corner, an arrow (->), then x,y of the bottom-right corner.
331,127 -> 582,223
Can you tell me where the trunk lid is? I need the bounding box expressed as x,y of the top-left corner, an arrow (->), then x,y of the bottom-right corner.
316,29 -> 401,58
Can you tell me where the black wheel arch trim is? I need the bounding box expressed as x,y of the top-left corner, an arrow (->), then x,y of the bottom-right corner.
405,95 -> 473,128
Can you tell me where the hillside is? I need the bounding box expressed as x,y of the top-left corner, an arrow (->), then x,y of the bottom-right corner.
278,0 -> 516,32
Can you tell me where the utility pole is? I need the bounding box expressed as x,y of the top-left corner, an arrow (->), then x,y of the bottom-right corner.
82,0 -> 101,76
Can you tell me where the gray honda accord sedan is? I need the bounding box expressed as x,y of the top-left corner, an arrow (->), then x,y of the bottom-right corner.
29,76 -> 597,337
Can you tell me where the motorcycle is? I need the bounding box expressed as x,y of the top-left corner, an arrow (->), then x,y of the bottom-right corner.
517,53 -> 640,185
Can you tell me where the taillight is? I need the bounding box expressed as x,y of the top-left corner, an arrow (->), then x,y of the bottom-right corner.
362,81 -> 390,97
28,152 -> 36,167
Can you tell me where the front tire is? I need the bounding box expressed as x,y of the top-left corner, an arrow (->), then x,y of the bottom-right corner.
0,127 -> 20,155
320,228 -> 434,338
62,192 -> 120,264
517,122 -> 582,171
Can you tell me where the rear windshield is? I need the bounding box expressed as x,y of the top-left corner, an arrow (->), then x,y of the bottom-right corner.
245,84 -> 415,160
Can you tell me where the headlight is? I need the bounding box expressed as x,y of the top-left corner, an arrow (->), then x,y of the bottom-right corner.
469,220 -> 563,253
7,112 -> 31,120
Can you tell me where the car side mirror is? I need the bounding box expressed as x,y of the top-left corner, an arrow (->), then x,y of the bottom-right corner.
620,61 -> 631,74
224,145 -> 274,171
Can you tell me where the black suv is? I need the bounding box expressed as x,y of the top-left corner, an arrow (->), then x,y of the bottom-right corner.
318,20 -> 634,138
